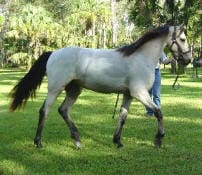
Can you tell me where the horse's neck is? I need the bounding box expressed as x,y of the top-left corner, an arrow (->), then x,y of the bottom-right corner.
138,38 -> 167,68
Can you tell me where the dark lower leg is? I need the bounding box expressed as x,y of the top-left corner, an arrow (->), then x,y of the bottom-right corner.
58,107 -> 80,146
113,107 -> 127,148
154,109 -> 164,147
34,102 -> 46,148
131,90 -> 165,148
113,94 -> 132,148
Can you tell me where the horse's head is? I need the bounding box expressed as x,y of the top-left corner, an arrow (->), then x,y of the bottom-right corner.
168,25 -> 192,66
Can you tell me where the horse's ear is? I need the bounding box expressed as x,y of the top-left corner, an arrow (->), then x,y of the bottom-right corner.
179,24 -> 188,35
179,24 -> 186,31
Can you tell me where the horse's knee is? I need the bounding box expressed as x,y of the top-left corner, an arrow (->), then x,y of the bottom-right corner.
154,109 -> 163,120
119,107 -> 128,124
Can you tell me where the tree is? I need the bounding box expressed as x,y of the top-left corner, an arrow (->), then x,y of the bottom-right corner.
110,0 -> 118,46
0,3 -> 8,67
8,3 -> 58,68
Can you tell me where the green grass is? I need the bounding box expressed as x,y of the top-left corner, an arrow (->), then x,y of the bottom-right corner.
0,68 -> 202,175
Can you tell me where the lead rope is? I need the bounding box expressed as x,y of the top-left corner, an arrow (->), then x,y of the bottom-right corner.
172,58 -> 180,90
172,74 -> 180,90
112,93 -> 120,119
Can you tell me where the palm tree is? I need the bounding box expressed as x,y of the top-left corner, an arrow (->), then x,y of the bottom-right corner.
9,4 -> 57,68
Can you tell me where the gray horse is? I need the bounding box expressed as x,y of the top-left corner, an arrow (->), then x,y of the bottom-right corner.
9,25 -> 191,149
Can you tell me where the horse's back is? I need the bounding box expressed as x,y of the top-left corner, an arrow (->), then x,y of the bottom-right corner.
45,46 -> 152,94
46,46 -> 130,93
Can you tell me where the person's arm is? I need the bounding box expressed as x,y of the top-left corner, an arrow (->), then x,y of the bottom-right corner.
162,59 -> 172,65
162,58 -> 176,65
161,52 -> 175,65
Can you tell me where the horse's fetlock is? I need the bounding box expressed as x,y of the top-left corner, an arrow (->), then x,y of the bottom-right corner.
121,107 -> 128,116
71,130 -> 80,141
113,135 -> 123,148
156,132 -> 164,139
113,135 -> 120,144
34,137 -> 42,148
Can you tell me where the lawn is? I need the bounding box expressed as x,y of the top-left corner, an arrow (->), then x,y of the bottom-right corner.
0,68 -> 202,175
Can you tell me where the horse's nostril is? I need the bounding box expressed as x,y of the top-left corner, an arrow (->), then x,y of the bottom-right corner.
184,59 -> 191,65
187,59 -> 191,64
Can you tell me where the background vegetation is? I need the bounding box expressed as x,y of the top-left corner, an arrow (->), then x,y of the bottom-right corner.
0,0 -> 201,68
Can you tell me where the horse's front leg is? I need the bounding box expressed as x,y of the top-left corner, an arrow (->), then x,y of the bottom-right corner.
131,89 -> 164,148
153,109 -> 164,148
113,94 -> 132,148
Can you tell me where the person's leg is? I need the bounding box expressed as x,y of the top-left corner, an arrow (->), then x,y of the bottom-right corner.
152,69 -> 161,109
146,69 -> 161,116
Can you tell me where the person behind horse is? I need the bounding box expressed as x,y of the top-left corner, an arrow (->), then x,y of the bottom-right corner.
146,52 -> 175,117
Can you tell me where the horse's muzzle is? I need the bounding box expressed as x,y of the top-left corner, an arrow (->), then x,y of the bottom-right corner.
183,59 -> 191,66
178,55 -> 191,66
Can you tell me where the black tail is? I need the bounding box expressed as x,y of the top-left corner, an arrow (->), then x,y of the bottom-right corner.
9,51 -> 52,111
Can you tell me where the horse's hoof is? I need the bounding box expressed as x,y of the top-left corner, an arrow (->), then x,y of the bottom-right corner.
36,144 -> 43,148
74,141 -> 81,149
154,140 -> 161,148
113,136 -> 123,148
154,137 -> 163,148
154,133 -> 164,148
117,143 -> 123,148
34,138 -> 42,148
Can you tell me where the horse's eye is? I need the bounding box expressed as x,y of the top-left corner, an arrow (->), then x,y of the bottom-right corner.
180,38 -> 186,42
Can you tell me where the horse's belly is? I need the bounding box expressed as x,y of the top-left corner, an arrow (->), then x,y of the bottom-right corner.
81,79 -> 127,93
76,57 -> 128,93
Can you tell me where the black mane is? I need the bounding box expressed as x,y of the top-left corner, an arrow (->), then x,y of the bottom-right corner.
117,25 -> 170,56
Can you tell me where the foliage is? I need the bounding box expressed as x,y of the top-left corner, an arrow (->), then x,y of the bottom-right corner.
2,0 -> 123,67
7,52 -> 29,66
0,0 -> 201,68
129,0 -> 201,27
0,14 -> 5,24
7,3 -> 58,68
0,68 -> 202,174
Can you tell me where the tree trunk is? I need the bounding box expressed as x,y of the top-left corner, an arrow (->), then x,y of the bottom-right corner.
102,23 -> 106,48
110,0 -> 117,47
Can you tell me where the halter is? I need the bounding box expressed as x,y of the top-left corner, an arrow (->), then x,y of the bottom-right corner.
169,26 -> 191,62
170,26 -> 191,90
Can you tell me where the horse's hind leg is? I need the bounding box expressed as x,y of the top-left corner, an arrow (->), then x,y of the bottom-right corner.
113,93 -> 132,148
34,90 -> 60,148
58,81 -> 82,149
